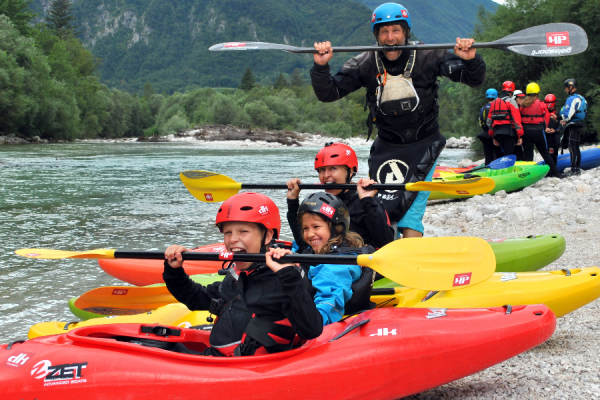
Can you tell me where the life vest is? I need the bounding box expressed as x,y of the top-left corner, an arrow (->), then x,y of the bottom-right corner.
489,98 -> 513,122
479,103 -> 491,130
520,99 -> 546,126
572,94 -> 587,121
208,266 -> 302,357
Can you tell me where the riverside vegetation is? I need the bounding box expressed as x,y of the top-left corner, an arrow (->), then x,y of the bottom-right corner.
1,0 -> 598,144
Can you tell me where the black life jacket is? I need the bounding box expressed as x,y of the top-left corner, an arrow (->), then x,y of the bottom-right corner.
208,265 -> 302,357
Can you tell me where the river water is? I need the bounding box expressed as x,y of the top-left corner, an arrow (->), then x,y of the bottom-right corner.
0,142 -> 475,342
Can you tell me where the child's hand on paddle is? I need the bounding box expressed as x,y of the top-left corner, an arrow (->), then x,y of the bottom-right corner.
266,248 -> 295,273
165,245 -> 190,268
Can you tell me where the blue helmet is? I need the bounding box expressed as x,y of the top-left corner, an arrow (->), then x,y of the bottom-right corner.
485,88 -> 498,99
371,3 -> 411,33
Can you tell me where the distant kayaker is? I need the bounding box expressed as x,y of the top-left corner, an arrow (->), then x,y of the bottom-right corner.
310,2 -> 486,239
487,81 -> 523,158
544,93 -> 562,166
286,142 -> 393,249
559,78 -> 587,176
294,192 -> 376,325
163,192 -> 323,357
519,82 -> 563,178
477,88 -> 503,165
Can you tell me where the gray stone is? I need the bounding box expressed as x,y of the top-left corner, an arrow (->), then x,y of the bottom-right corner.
479,205 -> 500,215
506,206 -> 533,221
576,215 -> 587,224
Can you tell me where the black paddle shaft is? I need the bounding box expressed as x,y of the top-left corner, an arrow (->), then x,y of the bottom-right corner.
113,251 -> 361,265
241,183 -> 408,190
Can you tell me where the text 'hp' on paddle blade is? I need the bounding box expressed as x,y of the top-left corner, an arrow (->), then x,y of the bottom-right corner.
495,23 -> 587,57
180,170 -> 241,202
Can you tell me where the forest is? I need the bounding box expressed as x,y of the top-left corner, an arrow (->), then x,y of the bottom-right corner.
0,0 -> 598,142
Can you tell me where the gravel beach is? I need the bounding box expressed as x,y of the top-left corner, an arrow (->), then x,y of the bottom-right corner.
406,151 -> 600,399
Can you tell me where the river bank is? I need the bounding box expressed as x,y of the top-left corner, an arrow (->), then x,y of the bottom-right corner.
0,125 -> 475,149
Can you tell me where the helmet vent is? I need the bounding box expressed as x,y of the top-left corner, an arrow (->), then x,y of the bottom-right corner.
218,208 -> 223,213
395,15 -> 402,18
376,18 -> 382,21
240,206 -> 253,211
330,154 -> 339,158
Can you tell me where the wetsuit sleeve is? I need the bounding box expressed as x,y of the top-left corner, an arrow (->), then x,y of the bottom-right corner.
308,263 -> 361,325
310,58 -> 365,102
359,196 -> 394,248
163,261 -> 220,311
440,52 -> 486,87
276,265 -> 323,339
286,198 -> 304,246
487,101 -> 495,136
542,102 -> 550,128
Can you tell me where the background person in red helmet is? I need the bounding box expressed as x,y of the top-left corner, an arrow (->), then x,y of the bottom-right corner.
163,192 -> 323,357
309,2 -> 486,238
544,93 -> 562,166
487,81 -> 523,157
287,142 -> 394,250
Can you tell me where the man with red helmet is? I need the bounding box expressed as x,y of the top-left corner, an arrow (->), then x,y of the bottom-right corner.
486,80 -> 524,157
163,192 -> 323,357
544,93 -> 562,166
310,3 -> 486,238
286,142 -> 394,250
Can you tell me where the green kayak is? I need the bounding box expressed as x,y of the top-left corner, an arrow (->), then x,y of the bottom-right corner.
428,163 -> 550,200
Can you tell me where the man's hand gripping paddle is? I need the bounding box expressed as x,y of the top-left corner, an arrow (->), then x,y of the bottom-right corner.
16,237 -> 496,292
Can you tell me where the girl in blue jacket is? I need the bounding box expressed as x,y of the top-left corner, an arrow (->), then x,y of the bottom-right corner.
296,192 -> 374,325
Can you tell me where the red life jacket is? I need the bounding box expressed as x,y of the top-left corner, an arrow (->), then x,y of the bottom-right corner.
489,98 -> 512,122
521,99 -> 546,126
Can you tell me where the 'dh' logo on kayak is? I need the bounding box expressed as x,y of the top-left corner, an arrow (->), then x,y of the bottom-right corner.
453,272 -> 472,287
112,289 -> 128,295
204,193 -> 214,201
4,352 -> 36,368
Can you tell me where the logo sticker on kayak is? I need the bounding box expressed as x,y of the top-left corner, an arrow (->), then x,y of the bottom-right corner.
426,308 -> 447,319
204,193 -> 214,202
456,190 -> 469,195
547,32 -> 569,47
31,360 -> 88,386
453,272 -> 472,287
370,328 -> 397,336
112,289 -> 128,295
4,352 -> 36,368
486,238 -> 506,243
501,272 -> 518,282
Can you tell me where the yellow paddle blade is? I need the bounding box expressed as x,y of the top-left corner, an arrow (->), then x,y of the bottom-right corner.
406,177 -> 495,195
358,237 -> 495,291
180,170 -> 242,202
15,248 -> 116,259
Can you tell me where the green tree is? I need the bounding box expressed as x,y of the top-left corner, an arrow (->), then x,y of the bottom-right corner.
239,68 -> 257,91
143,81 -> 154,100
45,0 -> 79,38
0,0 -> 35,36
273,73 -> 288,90
290,69 -> 304,87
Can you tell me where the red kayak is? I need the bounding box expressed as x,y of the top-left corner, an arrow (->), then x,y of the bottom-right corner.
0,305 -> 555,399
98,241 -> 292,286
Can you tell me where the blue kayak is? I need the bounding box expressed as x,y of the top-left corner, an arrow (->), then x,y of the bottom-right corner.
557,147 -> 600,171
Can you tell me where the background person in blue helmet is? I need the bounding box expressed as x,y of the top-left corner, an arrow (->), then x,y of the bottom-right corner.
310,2 -> 486,238
559,78 -> 587,176
478,88 -> 503,165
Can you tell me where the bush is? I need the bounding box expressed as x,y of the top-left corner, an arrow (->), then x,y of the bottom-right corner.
159,111 -> 189,135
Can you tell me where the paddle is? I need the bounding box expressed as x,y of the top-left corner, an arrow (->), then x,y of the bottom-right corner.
16,237 -> 495,291
463,155 -> 517,174
209,23 -> 587,58
179,170 -> 495,202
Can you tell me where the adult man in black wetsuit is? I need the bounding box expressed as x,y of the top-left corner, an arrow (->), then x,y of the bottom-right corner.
310,2 -> 486,238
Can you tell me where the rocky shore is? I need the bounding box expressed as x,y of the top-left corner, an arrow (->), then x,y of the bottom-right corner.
1,125 -> 474,149
406,165 -> 600,399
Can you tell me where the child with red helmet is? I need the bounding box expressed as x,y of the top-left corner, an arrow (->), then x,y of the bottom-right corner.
163,192 -> 323,357
296,192 -> 375,325
286,142 -> 394,250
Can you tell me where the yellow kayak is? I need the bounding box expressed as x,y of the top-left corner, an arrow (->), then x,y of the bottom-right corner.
29,267 -> 600,339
